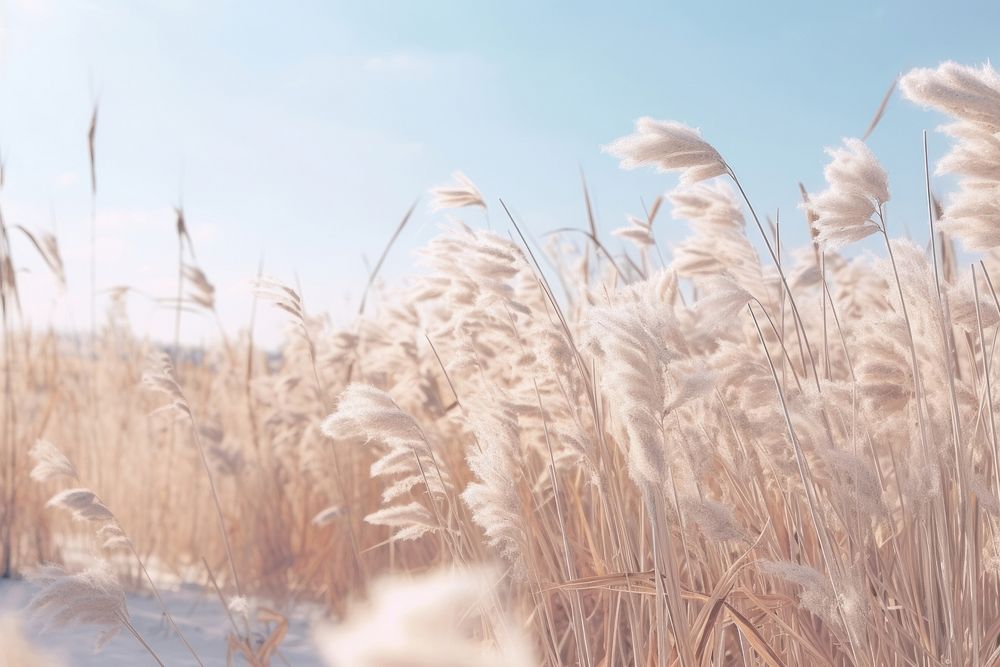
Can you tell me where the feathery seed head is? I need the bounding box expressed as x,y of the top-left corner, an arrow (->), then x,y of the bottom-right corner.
46,488 -> 115,523
315,567 -> 535,667
900,61 -> 1000,130
430,172 -> 486,211
27,562 -> 127,651
29,440 -> 78,482
311,505 -> 344,526
807,138 -> 888,250
612,215 -> 656,250
682,497 -> 747,543
604,117 -> 727,185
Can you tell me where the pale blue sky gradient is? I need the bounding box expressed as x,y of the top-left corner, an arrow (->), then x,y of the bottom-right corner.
1,0 -> 997,345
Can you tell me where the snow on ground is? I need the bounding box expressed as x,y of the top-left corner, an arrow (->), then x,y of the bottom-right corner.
0,577 -> 327,666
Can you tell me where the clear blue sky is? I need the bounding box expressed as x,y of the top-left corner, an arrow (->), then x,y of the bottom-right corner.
1,0 -> 997,345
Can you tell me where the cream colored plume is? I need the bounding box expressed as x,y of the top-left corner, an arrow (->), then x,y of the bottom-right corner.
314,566 -> 535,667
27,562 -> 128,652
28,440 -> 78,482
901,62 -> 1000,249
430,171 -> 486,211
806,138 -> 888,249
604,117 -> 727,185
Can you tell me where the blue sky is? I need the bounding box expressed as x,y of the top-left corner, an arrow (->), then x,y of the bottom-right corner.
1,0 -> 997,345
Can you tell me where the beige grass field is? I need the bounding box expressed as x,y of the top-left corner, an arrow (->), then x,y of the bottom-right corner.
3,60 -> 1000,666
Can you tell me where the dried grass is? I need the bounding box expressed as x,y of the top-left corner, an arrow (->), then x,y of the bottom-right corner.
2,59 -> 1000,666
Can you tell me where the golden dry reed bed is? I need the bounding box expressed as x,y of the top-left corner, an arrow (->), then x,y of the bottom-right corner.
2,60 -> 1000,666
